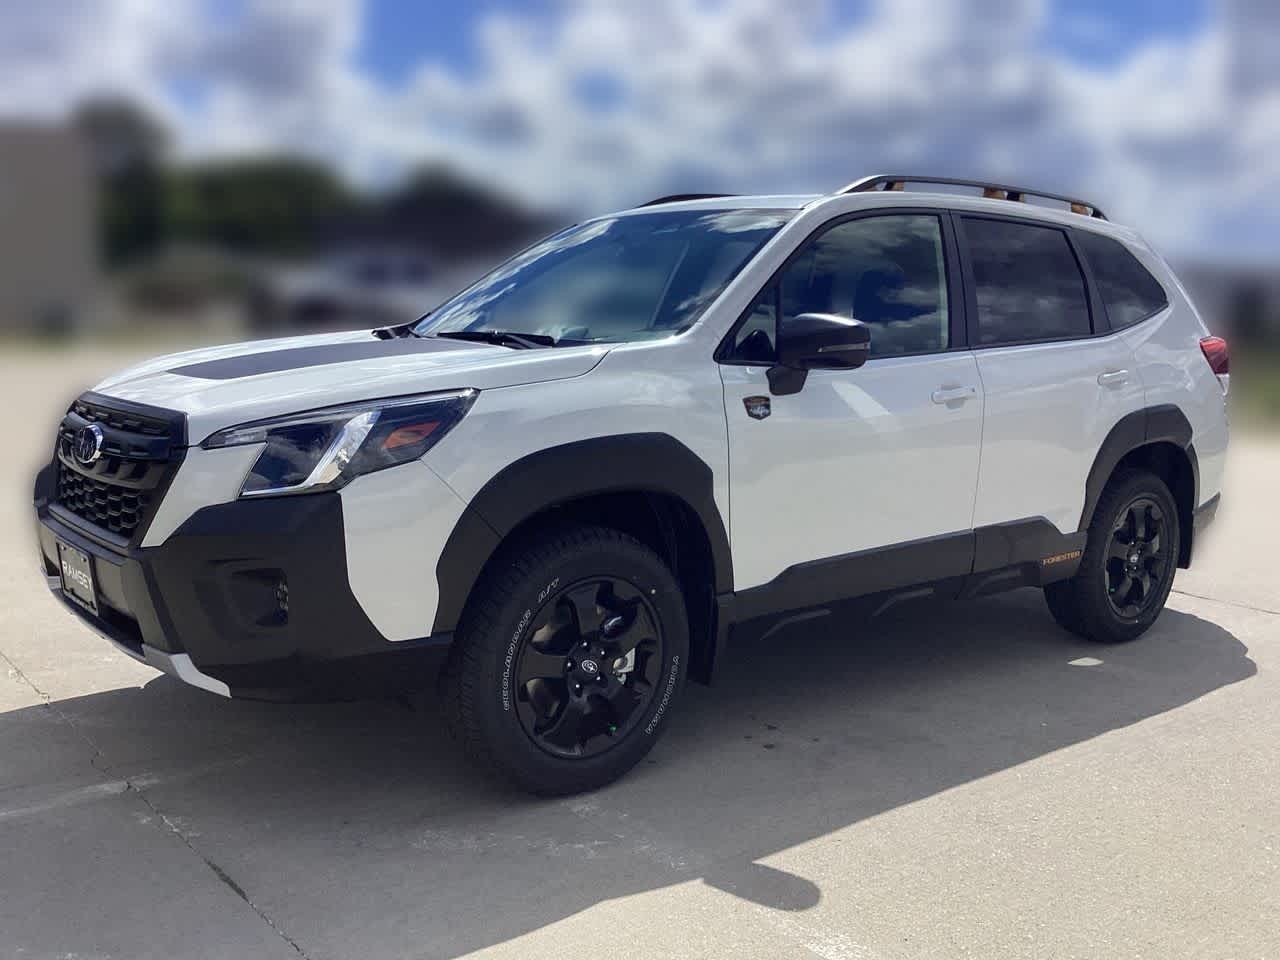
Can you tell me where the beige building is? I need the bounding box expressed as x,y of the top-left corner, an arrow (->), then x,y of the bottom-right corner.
0,123 -> 98,331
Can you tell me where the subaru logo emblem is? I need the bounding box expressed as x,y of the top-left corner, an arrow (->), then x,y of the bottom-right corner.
74,424 -> 104,465
580,659 -> 599,676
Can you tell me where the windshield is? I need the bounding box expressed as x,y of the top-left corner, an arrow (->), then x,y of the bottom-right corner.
412,209 -> 792,344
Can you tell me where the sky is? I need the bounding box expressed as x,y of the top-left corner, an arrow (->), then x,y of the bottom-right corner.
1,0 -> 1277,260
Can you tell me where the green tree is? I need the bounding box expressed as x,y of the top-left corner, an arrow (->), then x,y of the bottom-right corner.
1228,281 -> 1270,344
167,157 -> 359,256
72,97 -> 169,265
375,165 -> 559,260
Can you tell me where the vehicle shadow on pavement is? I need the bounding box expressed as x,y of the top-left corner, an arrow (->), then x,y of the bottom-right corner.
0,588 -> 1256,958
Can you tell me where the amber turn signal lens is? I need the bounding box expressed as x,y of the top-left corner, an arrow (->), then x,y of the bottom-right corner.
382,421 -> 440,451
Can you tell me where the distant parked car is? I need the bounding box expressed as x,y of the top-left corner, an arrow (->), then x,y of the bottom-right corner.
250,247 -> 449,330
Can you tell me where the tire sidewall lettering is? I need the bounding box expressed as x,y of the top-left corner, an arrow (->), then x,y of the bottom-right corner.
501,577 -> 561,712
500,606 -> 533,713
499,569 -> 684,743
644,654 -> 679,735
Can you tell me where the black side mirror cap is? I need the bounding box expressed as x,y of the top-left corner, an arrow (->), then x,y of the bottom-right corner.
768,313 -> 871,395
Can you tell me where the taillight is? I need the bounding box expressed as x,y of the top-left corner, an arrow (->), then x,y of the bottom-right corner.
1200,336 -> 1229,393
1199,336 -> 1229,375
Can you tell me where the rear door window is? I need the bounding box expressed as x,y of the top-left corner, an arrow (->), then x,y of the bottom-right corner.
961,218 -> 1091,346
1074,230 -> 1168,329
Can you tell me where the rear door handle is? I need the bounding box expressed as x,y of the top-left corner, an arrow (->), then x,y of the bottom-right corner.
1097,369 -> 1130,387
931,386 -> 977,405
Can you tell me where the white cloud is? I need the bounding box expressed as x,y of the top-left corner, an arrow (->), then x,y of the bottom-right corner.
0,0 -> 1277,257
0,0 -> 199,130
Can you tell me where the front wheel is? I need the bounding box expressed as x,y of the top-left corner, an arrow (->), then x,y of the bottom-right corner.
441,524 -> 688,795
1045,469 -> 1181,643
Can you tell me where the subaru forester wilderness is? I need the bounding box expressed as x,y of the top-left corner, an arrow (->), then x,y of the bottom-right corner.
34,175 -> 1228,794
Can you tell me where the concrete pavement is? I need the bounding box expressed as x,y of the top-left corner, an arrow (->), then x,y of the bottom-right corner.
2,344 -> 1276,959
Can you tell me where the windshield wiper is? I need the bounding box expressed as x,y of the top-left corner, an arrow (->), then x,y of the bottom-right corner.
433,330 -> 556,350
372,322 -> 417,339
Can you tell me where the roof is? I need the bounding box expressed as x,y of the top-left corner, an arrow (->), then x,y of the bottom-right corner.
616,182 -> 1144,246
614,194 -> 820,215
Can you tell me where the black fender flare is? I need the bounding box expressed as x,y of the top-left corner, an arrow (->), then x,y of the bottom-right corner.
430,433 -> 732,635
1079,404 -> 1198,532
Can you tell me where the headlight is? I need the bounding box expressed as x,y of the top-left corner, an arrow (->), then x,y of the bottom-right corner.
202,389 -> 477,497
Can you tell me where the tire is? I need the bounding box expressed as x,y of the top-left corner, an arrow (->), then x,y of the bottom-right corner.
1044,469 -> 1181,644
440,524 -> 689,795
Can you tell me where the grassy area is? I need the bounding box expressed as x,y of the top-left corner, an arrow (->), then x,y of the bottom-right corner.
1231,345 -> 1280,429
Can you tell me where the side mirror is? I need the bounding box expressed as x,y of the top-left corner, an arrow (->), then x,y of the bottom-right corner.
768,313 -> 870,395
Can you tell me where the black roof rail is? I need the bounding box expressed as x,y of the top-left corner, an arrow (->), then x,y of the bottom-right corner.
838,174 -> 1107,220
639,193 -> 736,207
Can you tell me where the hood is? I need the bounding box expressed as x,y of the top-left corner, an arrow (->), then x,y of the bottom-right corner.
92,329 -> 610,443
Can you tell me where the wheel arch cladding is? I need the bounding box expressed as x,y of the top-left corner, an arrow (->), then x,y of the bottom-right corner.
1082,405 -> 1199,568
430,435 -> 732,674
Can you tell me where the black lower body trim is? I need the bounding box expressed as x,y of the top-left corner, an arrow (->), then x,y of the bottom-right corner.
1193,493 -> 1221,532
727,517 -> 1087,630
35,492 -> 450,701
971,517 -> 1087,590
732,530 -> 975,624
1187,493 -> 1221,567
202,642 -> 452,702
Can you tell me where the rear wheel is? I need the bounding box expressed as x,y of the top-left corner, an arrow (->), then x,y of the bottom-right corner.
441,524 -> 688,794
1044,470 -> 1180,643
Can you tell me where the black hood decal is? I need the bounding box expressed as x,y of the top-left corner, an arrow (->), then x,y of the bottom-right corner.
169,336 -> 486,381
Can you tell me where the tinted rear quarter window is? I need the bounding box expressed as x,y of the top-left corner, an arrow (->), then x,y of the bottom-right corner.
962,218 -> 1091,346
1074,230 -> 1168,329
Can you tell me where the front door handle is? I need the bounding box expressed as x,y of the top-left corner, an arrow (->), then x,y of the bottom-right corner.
1097,369 -> 1130,388
931,385 -> 977,405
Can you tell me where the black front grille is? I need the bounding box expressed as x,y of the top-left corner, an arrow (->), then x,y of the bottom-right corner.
56,467 -> 154,538
52,393 -> 186,544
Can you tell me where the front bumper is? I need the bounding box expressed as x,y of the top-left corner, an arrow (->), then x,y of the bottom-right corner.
42,573 -> 231,696
35,464 -> 451,701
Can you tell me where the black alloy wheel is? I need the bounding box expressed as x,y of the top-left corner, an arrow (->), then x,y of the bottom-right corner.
514,577 -> 663,759
441,524 -> 688,794
1104,496 -> 1173,619
1043,469 -> 1181,644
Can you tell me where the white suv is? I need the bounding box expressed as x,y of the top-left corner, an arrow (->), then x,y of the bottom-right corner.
34,175 -> 1229,794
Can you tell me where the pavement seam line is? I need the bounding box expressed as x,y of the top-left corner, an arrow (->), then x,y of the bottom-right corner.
0,647 -> 112,772
1171,588 -> 1280,616
0,648 -> 311,959
128,785 -> 311,959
